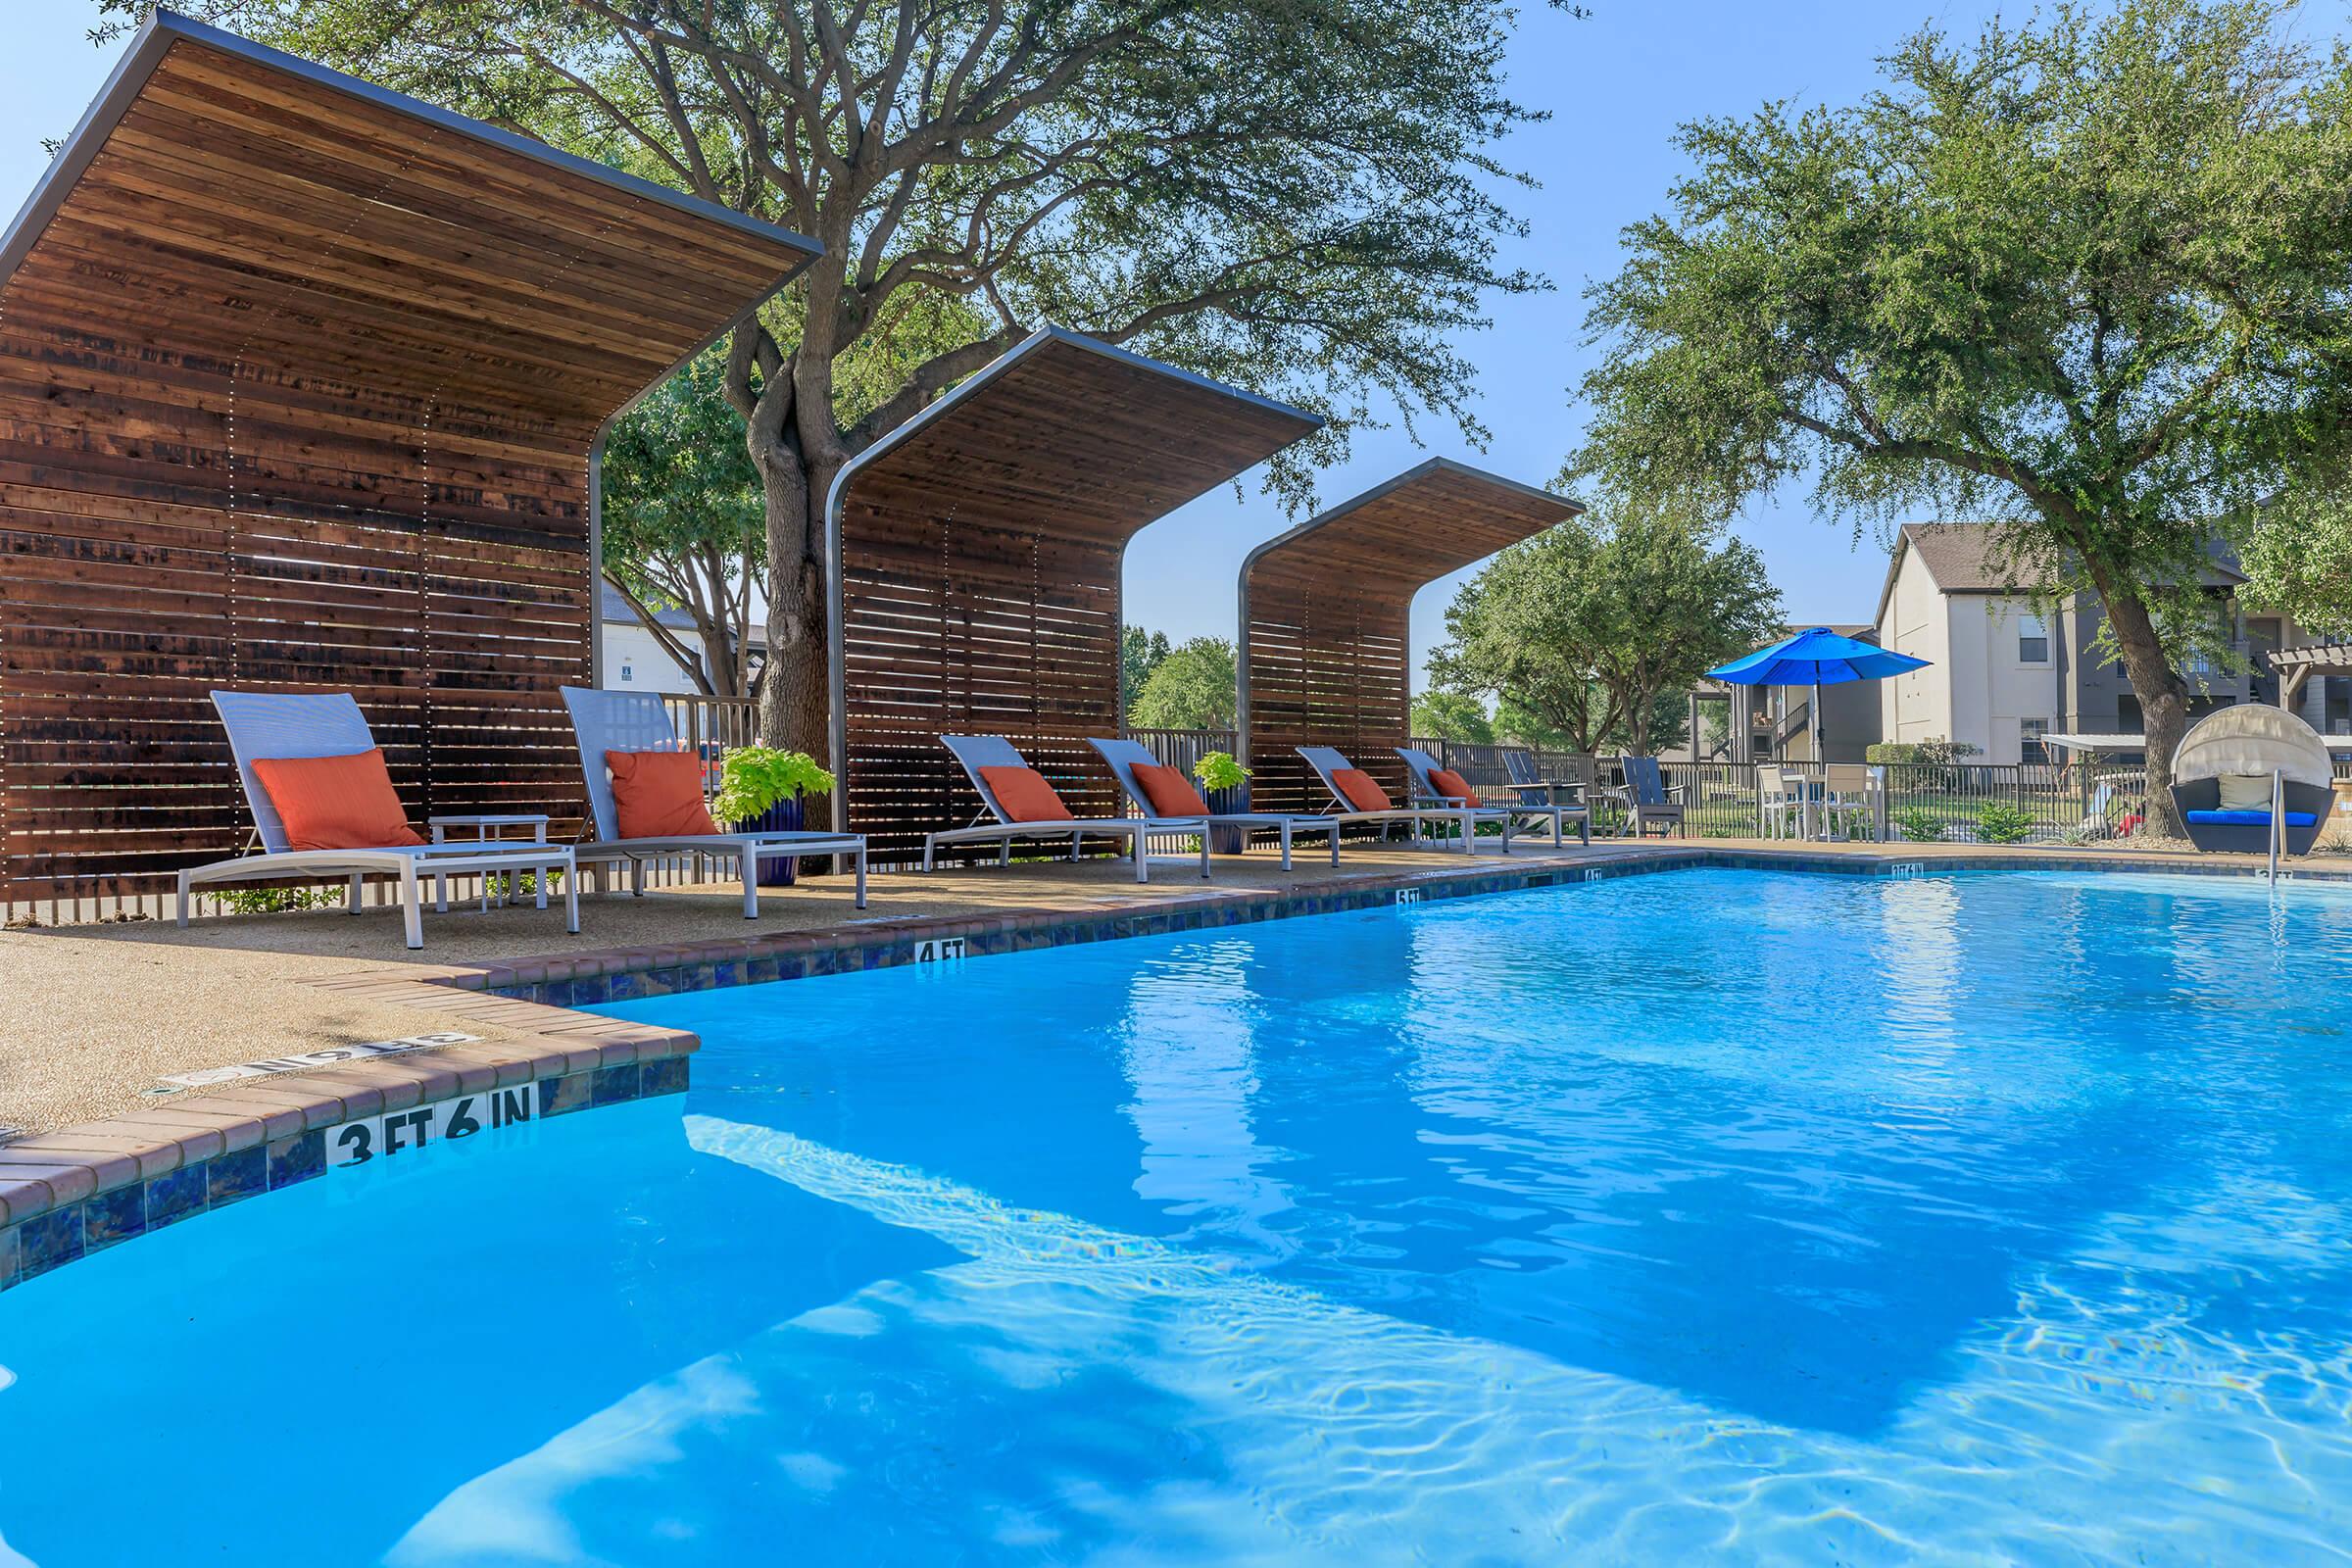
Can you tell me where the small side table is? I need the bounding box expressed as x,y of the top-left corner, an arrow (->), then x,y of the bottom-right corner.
428,814 -> 553,912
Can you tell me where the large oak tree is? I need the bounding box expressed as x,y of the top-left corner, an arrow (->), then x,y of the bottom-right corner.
1569,0 -> 2352,833
110,0 -> 1552,789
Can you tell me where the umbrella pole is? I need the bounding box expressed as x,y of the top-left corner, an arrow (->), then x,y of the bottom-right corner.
1811,677 -> 1823,838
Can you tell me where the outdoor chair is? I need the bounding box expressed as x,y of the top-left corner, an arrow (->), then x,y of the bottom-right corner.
1756,764 -> 1804,839
2077,782 -> 2117,841
1822,763 -> 1878,841
1615,755 -> 1685,838
2167,705 -> 2335,857
563,687 -> 867,915
1294,746 -> 1471,851
183,691 -> 578,950
1396,746 -> 1587,847
1503,748 -> 1593,811
1090,738 -> 1342,869
929,736 -> 1207,882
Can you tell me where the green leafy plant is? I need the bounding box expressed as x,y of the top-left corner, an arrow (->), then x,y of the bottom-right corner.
1976,803 -> 2036,846
219,885 -> 336,914
1894,806 -> 1946,845
710,747 -> 835,826
1192,752 -> 1251,794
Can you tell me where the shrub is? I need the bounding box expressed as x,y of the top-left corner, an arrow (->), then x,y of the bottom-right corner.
1192,751 -> 1251,793
1894,806 -> 1946,844
710,747 -> 834,824
219,885 -> 335,915
1976,802 -> 2036,845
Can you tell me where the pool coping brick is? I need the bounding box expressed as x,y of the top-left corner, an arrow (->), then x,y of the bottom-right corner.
3,840 -> 2346,1288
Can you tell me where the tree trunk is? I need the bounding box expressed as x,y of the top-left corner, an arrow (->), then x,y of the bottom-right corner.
754,450 -> 832,780
2096,578 -> 2193,839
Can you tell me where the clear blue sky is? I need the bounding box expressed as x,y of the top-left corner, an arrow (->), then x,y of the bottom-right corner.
0,2 -> 2026,687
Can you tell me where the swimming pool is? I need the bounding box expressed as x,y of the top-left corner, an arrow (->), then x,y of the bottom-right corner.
4,866 -> 2350,1563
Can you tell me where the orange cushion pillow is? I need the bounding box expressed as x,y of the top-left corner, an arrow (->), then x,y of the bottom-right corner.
606,749 -> 721,838
1331,766 -> 1393,812
1132,760 -> 1210,818
978,764 -> 1073,822
251,749 -> 425,851
1427,766 -> 1482,806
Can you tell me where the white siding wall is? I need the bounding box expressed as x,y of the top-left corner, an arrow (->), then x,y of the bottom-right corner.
598,620 -> 708,695
1879,547 -> 1952,746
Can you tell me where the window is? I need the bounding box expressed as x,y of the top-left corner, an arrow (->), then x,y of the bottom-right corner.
2020,717 -> 2049,763
2017,612 -> 2049,664
619,661 -> 635,684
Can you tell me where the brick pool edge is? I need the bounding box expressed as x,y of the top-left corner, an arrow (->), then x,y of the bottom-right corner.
5,843 -> 2344,1291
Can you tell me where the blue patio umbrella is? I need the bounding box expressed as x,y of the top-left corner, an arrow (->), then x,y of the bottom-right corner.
1706,627 -> 1931,766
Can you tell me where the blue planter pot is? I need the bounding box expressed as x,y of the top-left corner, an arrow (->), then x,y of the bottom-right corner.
738,796 -> 804,887
1206,785 -> 1250,855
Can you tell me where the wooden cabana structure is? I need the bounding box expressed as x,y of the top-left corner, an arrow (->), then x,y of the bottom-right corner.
1237,459 -> 1582,812
0,11 -> 820,918
827,327 -> 1319,863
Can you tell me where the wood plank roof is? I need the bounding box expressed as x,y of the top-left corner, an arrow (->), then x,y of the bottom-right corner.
826,327 -> 1320,858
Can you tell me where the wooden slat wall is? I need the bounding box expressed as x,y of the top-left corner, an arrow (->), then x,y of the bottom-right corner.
836,333 -> 1317,865
1241,461 -> 1582,813
0,34 -> 813,915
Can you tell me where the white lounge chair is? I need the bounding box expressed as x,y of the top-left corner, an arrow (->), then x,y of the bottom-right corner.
926,735 -> 1207,883
1396,745 -> 1585,848
1294,745 -> 1462,850
181,690 -> 578,950
1090,737 -> 1343,869
562,687 -> 866,915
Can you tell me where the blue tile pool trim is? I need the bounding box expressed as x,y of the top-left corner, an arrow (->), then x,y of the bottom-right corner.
0,1055 -> 689,1293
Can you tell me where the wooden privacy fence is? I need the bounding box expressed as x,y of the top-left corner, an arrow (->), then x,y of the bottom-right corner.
1238,460 -> 1581,814
0,13 -> 819,922
827,328 -> 1318,867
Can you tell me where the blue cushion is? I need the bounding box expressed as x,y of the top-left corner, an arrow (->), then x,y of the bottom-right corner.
2185,809 -> 2319,827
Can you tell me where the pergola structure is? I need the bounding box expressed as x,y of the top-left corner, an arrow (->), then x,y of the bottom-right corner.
0,12 -> 819,914
827,327 -> 1319,862
2271,641 -> 2352,710
1237,459 -> 1582,812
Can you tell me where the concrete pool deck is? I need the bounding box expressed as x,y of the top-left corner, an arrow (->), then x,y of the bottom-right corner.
1,832 -> 2344,1288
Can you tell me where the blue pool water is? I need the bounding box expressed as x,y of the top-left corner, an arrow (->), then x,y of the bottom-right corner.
5,867 -> 2352,1564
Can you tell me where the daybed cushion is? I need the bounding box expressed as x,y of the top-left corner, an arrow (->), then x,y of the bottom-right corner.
2217,772 -> 2276,811
605,749 -> 721,838
1132,761 -> 1210,818
1427,766 -> 1482,806
2185,808 -> 2320,828
250,749 -> 425,851
1331,767 -> 1393,813
978,764 -> 1073,822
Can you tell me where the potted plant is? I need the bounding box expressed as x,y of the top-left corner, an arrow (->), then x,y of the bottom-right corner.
710,746 -> 836,887
1193,752 -> 1251,854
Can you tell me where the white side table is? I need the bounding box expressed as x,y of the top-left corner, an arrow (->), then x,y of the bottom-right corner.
428,814 -> 553,912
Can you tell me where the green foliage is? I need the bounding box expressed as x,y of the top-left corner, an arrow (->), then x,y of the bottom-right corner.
1121,627 -> 1173,722
1409,690 -> 1495,745
710,747 -> 835,826
1570,0 -> 2352,823
1128,638 -> 1237,731
1976,802 -> 2037,846
1866,739 -> 1983,767
2240,490 -> 2352,640
599,350 -> 764,697
1894,806 -> 1948,845
219,886 -> 336,915
1431,500 -> 1783,756
1192,752 -> 1251,793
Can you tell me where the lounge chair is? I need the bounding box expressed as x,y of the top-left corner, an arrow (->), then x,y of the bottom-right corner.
1294,746 -> 1467,851
1396,746 -> 1587,847
182,690 -> 578,950
562,687 -> 866,914
1090,738 -> 1343,869
2168,705 -> 2334,856
1616,755 -> 1685,838
927,735 -> 1207,883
